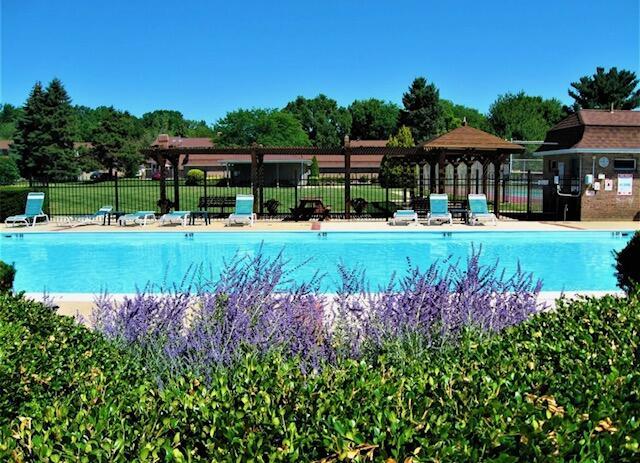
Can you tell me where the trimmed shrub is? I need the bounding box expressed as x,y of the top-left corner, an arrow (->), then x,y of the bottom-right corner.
614,231 -> 640,293
0,157 -> 20,186
185,169 -> 205,186
0,186 -> 49,221
0,261 -> 15,293
2,292 -> 640,461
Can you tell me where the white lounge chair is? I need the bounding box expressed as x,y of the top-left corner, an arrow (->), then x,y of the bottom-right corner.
226,194 -> 256,226
426,194 -> 453,225
468,194 -> 497,226
159,210 -> 191,226
390,209 -> 419,226
59,206 -> 113,227
118,211 -> 156,226
5,192 -> 49,227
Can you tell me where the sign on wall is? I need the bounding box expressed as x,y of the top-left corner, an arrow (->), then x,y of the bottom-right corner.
618,174 -> 633,196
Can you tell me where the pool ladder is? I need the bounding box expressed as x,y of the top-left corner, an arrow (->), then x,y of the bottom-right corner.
611,231 -> 630,238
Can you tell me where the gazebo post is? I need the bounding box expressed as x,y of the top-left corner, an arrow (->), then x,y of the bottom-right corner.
438,151 -> 446,194
155,154 -> 169,214
465,160 -> 473,200
493,159 -> 501,218
418,161 -> 425,197
429,160 -> 437,194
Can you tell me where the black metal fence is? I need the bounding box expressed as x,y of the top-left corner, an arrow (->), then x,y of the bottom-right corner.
22,170 -> 549,220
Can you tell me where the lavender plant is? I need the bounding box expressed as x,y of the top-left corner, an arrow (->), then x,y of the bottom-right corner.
91,248 -> 543,379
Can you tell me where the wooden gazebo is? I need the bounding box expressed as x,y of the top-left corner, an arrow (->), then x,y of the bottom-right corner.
397,124 -> 526,216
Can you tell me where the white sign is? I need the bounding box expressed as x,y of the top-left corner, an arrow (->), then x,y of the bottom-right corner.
604,179 -> 613,191
618,174 -> 633,196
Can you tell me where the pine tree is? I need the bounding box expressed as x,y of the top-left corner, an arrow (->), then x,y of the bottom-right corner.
12,82 -> 47,180
399,77 -> 442,143
13,79 -> 79,182
309,155 -> 320,185
41,79 -> 78,181
91,107 -> 142,177
569,67 -> 640,110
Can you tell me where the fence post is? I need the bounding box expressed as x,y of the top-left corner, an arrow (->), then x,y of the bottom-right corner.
344,147 -> 351,219
475,169 -> 480,193
203,170 -> 208,211
250,149 -> 259,215
526,169 -> 532,218
114,171 -> 120,212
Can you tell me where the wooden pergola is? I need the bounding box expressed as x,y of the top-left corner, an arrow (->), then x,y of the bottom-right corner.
140,125 -> 524,218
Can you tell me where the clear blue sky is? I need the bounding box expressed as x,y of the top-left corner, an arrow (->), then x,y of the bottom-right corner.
1,0 -> 638,123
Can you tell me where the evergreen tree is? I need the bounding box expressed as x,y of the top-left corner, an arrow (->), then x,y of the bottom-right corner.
309,155 -> 320,185
41,79 -> 78,181
569,67 -> 640,110
13,79 -> 78,182
379,126 -> 415,188
399,77 -> 442,143
12,82 -> 47,180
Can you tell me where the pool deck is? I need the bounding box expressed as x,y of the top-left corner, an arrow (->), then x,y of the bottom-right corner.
7,218 -> 635,317
8,218 -> 640,233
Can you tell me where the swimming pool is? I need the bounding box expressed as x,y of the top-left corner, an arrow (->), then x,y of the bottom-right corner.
0,231 -> 631,293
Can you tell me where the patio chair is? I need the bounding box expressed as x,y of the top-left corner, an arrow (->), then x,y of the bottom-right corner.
118,211 -> 156,226
159,210 -> 191,226
468,194 -> 497,226
5,192 -> 49,227
390,209 -> 419,226
426,194 -> 453,225
226,194 -> 256,226
58,206 -> 113,228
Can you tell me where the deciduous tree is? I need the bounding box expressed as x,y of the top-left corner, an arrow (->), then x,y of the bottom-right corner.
284,95 -> 351,147
379,126 -> 415,188
348,99 -> 399,140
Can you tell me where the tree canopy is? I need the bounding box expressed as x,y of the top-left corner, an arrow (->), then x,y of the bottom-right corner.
379,126 -> 416,188
283,95 -> 351,147
439,99 -> 490,133
91,107 -> 144,177
348,99 -> 400,140
487,92 -> 566,148
399,77 -> 442,143
569,67 -> 640,110
0,104 -> 22,139
212,108 -> 310,147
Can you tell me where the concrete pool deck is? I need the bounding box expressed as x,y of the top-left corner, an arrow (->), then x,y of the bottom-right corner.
7,219 -> 635,317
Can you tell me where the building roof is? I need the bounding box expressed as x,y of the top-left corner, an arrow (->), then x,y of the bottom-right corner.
151,134 -> 214,148
420,125 -> 524,152
537,110 -> 640,154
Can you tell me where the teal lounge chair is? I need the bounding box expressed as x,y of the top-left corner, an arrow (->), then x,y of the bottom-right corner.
159,210 -> 191,226
118,211 -> 156,226
426,194 -> 452,225
59,206 -> 113,227
5,192 -> 49,227
468,194 -> 497,226
390,209 -> 418,226
226,194 -> 256,226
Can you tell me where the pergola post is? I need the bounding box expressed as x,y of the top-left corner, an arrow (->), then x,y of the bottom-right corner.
250,149 -> 258,214
156,154 -> 169,214
493,159 -> 501,217
344,146 -> 351,219
171,155 -> 180,211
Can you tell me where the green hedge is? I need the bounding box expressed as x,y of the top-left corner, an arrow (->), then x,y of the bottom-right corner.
1,293 -> 639,461
0,186 -> 49,221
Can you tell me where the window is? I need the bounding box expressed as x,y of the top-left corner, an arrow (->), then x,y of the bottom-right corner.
613,159 -> 636,171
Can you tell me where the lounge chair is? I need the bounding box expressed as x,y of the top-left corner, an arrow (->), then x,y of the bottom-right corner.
59,206 -> 113,227
159,210 -> 191,226
5,192 -> 49,227
226,194 -> 256,226
426,194 -> 453,225
118,211 -> 156,226
468,194 -> 497,226
390,209 -> 419,226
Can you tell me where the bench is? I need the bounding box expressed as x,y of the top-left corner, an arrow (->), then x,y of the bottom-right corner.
197,196 -> 236,215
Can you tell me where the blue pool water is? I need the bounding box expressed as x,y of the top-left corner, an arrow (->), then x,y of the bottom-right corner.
0,231 -> 631,293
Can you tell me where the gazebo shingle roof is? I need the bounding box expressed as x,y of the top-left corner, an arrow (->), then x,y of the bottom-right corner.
420,125 -> 524,152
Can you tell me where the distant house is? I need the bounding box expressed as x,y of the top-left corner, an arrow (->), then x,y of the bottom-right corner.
148,134 -> 387,186
536,109 -> 640,220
